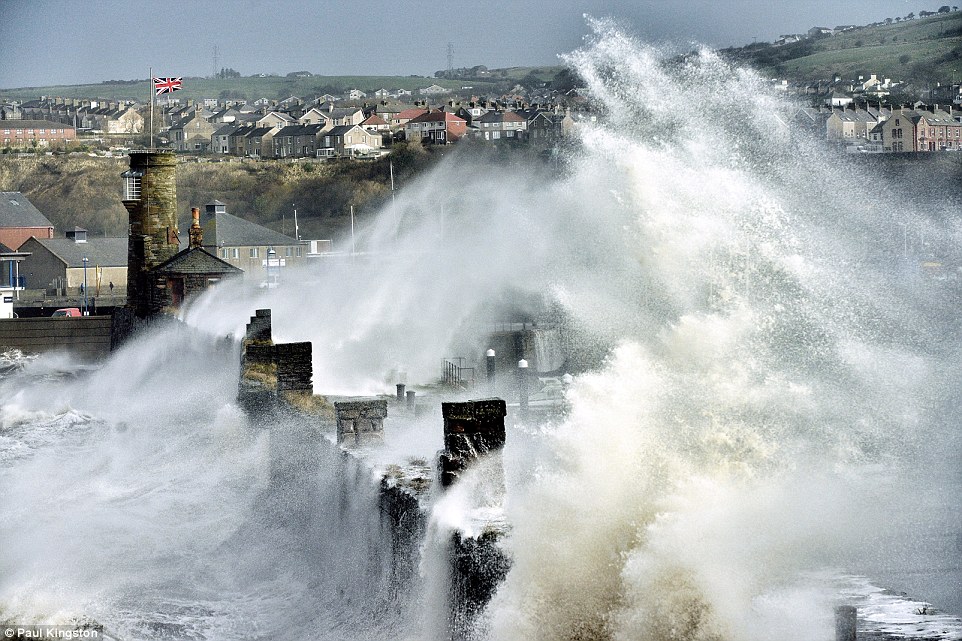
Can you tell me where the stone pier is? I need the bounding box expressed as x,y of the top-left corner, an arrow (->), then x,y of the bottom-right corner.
238,308 -> 313,415
436,399 -> 510,639
246,308 -> 272,342
438,399 -> 507,488
450,530 -> 510,639
335,399 -> 387,447
224,307 -> 962,641
235,309 -> 512,640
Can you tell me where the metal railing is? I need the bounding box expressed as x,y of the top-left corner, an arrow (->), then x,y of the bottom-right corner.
441,357 -> 475,388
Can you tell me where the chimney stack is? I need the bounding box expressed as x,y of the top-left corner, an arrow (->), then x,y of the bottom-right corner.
189,207 -> 203,249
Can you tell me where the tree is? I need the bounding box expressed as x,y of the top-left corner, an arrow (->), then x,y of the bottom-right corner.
938,5 -> 951,12
218,89 -> 247,101
899,53 -> 912,64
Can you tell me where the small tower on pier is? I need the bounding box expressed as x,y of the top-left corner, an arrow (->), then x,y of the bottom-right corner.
121,150 -> 179,318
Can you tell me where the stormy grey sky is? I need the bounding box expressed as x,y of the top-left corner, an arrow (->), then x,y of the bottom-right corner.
0,0 -> 931,89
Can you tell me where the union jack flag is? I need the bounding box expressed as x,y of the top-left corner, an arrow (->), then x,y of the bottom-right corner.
153,77 -> 182,95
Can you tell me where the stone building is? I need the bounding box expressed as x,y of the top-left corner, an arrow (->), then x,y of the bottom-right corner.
121,150 -> 180,318
147,207 -> 242,312
877,109 -> 962,152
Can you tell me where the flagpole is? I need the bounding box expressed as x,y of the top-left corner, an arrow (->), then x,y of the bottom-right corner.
149,67 -> 153,150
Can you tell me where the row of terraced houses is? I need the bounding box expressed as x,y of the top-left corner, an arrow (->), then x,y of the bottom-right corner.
162,98 -> 577,159
795,104 -> 962,153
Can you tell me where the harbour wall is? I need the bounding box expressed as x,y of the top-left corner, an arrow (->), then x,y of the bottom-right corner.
0,315 -> 113,359
237,308 -> 509,639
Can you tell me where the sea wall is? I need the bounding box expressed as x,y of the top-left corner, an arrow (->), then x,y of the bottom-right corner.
237,308 -> 510,639
0,315 -> 112,359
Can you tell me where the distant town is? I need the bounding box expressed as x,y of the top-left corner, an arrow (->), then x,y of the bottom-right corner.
2,79 -> 960,158
1,8 -> 961,158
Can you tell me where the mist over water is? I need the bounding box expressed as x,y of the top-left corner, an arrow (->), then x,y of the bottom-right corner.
2,19 -> 961,641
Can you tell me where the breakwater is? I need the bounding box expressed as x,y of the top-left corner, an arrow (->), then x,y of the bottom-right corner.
233,307 -> 962,641
0,315 -> 113,359
237,308 -> 509,639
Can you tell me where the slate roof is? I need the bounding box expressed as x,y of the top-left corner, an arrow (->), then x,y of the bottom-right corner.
212,123 -> 242,137
477,110 -> 524,123
0,192 -> 54,228
181,209 -> 299,248
1,119 -> 74,130
245,126 -> 275,138
28,237 -> 127,268
328,125 -> 363,136
275,123 -> 325,137
830,109 -> 877,123
919,109 -> 959,125
407,110 -> 466,124
151,247 -> 242,276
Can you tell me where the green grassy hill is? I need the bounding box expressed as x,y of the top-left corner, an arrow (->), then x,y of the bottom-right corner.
722,11 -> 962,83
0,67 -> 563,103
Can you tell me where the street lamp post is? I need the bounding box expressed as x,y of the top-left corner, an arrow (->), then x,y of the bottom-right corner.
266,247 -> 277,288
82,256 -> 88,315
486,349 -> 496,387
518,358 -> 529,422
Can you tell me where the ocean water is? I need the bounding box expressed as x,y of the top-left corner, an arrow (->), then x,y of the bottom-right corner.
2,19 -> 961,641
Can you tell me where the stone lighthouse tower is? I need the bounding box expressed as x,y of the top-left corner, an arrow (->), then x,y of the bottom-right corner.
121,151 -> 179,318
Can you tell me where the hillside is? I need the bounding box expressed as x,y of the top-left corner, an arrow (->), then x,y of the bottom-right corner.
721,11 -> 962,83
0,143 -> 442,245
0,67 -> 563,103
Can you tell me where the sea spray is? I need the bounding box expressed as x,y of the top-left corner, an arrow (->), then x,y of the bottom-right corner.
483,19 -> 961,641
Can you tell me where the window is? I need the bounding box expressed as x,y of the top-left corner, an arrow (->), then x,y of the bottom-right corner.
296,247 -> 302,257
249,248 -> 259,258
285,247 -> 292,257
231,248 -> 239,259
122,169 -> 143,200
222,249 -> 228,258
